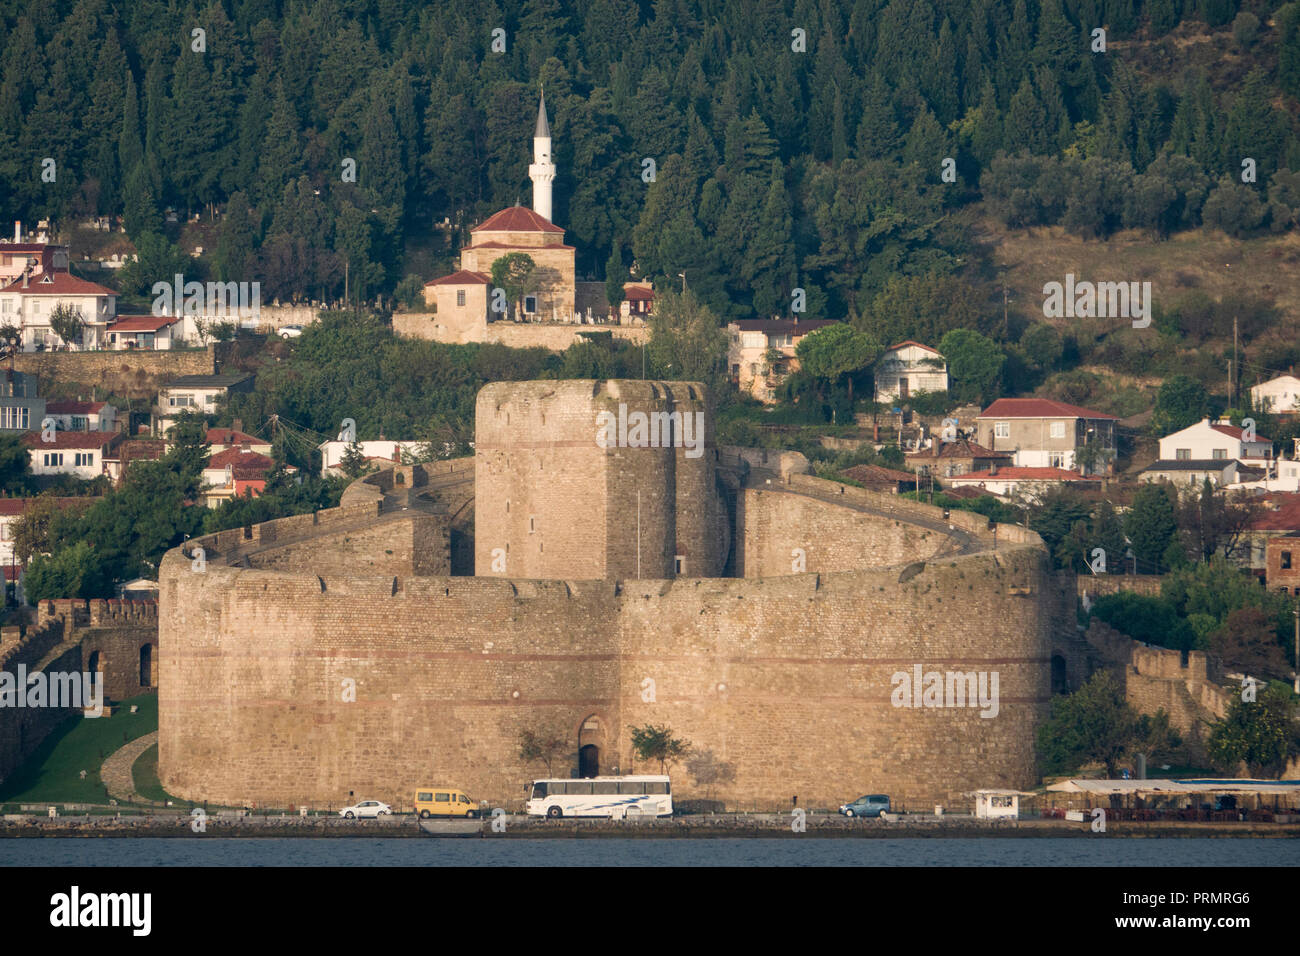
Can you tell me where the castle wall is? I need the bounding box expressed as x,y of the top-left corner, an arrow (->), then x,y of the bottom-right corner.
159,504 -> 1052,811
391,313 -> 648,350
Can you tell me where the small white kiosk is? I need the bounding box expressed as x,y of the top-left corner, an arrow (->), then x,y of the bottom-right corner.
971,789 -> 1030,820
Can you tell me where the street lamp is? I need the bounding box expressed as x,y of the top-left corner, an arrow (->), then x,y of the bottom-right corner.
677,272 -> 686,293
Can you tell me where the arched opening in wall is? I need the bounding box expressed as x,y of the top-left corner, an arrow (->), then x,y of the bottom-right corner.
578,744 -> 599,778
87,650 -> 101,680
1051,654 -> 1068,694
577,714 -> 608,778
139,644 -> 155,688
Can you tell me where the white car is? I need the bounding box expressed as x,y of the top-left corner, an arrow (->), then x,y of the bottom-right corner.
339,800 -> 391,819
279,324 -> 303,339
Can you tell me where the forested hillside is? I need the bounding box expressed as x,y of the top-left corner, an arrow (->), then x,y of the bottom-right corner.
2,0 -> 1299,330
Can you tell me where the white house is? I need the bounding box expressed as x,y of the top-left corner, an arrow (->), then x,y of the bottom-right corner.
1250,375 -> 1300,415
44,400 -> 117,433
0,221 -> 67,285
156,373 -> 254,434
873,341 -> 948,405
1157,419 -> 1274,464
317,439 -> 423,476
21,431 -> 120,479
946,466 -> 1102,503
0,269 -> 118,350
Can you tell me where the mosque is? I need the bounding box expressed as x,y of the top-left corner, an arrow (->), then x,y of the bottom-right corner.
423,92 -> 579,324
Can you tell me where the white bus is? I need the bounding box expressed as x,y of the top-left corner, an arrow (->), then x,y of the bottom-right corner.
525,775 -> 672,819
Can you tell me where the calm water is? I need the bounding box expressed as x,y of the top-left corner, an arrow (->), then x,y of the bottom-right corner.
1,837 -> 1296,866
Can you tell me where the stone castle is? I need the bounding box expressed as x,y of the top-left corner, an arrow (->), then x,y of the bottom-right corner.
158,380 -> 1058,811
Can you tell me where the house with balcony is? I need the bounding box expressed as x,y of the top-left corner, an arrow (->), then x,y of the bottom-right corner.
946,466 -> 1103,502
155,373 -> 253,434
873,341 -> 948,405
0,269 -> 118,350
105,315 -> 178,350
975,398 -> 1118,475
726,318 -> 838,403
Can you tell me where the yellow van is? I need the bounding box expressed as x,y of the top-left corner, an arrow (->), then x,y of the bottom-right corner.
414,787 -> 479,819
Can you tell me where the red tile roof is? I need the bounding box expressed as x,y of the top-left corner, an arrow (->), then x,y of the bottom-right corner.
45,400 -> 108,415
1210,423 -> 1271,442
468,240 -> 576,251
1249,494 -> 1300,531
108,315 -> 176,332
471,207 -> 566,234
979,398 -> 1118,421
0,496 -> 94,517
21,431 -> 115,450
0,269 -> 117,296
206,428 -> 263,446
624,286 -> 655,301
425,270 -> 491,287
207,448 -> 273,470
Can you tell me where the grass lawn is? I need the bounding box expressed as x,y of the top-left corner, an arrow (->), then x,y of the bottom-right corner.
0,692 -> 157,807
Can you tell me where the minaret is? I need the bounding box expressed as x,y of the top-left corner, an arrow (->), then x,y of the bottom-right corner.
529,89 -> 555,222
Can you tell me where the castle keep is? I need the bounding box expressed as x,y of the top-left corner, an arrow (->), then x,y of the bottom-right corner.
159,380 -> 1055,811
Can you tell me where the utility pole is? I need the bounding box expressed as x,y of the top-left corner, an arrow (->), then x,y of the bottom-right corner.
1233,316 -> 1239,406
1294,603 -> 1299,696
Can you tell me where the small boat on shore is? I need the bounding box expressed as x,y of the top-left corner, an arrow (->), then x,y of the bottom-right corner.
418,818 -> 483,837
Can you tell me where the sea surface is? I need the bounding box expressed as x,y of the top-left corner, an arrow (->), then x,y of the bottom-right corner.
2,837 -> 1297,866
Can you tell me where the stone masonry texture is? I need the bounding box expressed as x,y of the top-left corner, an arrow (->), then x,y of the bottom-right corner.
159,381 -> 1054,812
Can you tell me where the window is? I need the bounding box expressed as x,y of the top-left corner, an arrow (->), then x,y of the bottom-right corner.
523,295 -> 537,314
994,422 -> 1010,439
456,289 -> 466,306
1212,449 -> 1227,460
1175,448 -> 1191,460
1282,551 -> 1292,570
645,780 -> 669,794
1050,422 -> 1066,438
74,453 -> 93,467
435,792 -> 450,802
43,453 -> 63,467
71,416 -> 87,430
528,515 -> 536,534
417,792 -> 433,801
675,556 -> 685,574
619,781 -> 647,795
1049,453 -> 1065,468
592,782 -> 619,794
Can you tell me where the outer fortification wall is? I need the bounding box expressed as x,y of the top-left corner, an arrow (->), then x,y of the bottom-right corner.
159,480 -> 1052,811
